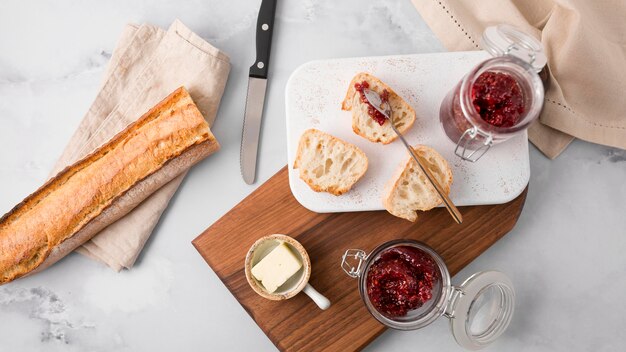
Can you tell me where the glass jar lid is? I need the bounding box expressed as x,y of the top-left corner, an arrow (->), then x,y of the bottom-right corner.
446,271 -> 515,350
482,24 -> 546,72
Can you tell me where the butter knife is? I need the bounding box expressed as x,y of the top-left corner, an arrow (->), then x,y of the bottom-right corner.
363,88 -> 463,224
240,0 -> 278,184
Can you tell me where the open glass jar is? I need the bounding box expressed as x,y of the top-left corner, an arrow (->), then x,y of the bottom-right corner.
341,240 -> 515,350
439,24 -> 546,162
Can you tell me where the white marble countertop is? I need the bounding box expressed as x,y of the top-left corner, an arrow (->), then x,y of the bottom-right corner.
1,1 -> 625,351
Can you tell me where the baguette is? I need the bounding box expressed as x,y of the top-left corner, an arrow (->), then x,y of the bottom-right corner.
0,87 -> 219,284
341,72 -> 416,144
293,129 -> 368,196
383,145 -> 452,222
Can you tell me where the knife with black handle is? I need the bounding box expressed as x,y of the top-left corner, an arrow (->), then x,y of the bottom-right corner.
240,0 -> 278,184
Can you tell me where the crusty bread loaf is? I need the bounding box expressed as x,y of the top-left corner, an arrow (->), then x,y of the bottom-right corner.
0,87 -> 220,284
293,129 -> 368,196
383,145 -> 453,222
341,72 -> 416,144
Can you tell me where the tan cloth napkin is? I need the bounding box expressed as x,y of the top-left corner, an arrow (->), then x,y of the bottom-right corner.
412,0 -> 626,158
49,20 -> 230,271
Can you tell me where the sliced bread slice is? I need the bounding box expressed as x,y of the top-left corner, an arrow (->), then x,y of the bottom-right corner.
383,145 -> 453,222
341,72 -> 416,144
293,129 -> 368,196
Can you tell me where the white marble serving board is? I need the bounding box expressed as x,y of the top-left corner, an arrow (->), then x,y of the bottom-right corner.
285,51 -> 530,213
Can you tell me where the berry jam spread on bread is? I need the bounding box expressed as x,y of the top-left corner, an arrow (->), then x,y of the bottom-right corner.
355,81 -> 389,126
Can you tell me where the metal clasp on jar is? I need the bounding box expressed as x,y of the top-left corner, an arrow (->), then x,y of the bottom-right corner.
504,42 -> 538,67
455,126 -> 493,162
341,249 -> 367,278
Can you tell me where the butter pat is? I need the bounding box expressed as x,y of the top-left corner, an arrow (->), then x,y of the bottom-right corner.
251,242 -> 303,293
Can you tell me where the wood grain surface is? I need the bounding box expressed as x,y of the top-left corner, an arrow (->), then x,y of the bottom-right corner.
193,166 -> 528,351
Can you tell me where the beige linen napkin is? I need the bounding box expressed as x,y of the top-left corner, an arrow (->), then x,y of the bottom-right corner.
50,20 -> 230,271
412,0 -> 626,158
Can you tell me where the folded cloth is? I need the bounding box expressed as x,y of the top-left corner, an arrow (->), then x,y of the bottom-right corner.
412,0 -> 626,158
49,20 -> 230,271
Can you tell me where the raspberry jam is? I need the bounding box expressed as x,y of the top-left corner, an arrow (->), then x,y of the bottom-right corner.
354,81 -> 389,126
366,246 -> 440,318
471,71 -> 525,127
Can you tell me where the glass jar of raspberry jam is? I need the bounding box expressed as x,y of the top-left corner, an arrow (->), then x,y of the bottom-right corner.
439,25 -> 547,162
341,240 -> 515,350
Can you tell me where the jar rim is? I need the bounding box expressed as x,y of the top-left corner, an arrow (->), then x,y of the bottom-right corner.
459,56 -> 544,136
357,240 -> 451,330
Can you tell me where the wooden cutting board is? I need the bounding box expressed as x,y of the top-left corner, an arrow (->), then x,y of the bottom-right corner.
193,167 -> 528,351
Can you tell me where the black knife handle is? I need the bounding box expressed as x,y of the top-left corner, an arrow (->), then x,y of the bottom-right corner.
249,0 -> 277,79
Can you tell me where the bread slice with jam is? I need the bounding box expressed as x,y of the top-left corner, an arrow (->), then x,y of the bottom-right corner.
341,72 -> 416,144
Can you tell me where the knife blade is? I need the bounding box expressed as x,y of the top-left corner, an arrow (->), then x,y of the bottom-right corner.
240,0 -> 277,184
